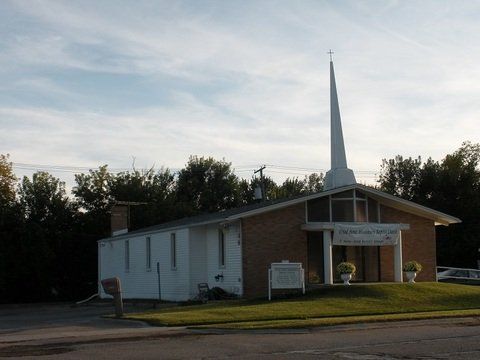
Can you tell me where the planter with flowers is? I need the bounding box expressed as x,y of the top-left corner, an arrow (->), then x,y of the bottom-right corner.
337,262 -> 356,285
403,261 -> 422,283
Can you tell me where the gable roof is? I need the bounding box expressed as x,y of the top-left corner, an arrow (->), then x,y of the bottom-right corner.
100,184 -> 461,242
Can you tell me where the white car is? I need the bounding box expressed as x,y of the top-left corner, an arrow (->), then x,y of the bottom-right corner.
437,268 -> 480,285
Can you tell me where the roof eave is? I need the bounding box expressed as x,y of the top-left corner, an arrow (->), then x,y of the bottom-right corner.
98,183 -> 461,242
355,184 -> 461,226
97,218 -> 227,243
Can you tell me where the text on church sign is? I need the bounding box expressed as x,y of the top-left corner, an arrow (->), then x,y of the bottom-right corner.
333,223 -> 401,246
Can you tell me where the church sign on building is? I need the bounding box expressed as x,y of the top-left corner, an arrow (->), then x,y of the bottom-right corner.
333,223 -> 400,246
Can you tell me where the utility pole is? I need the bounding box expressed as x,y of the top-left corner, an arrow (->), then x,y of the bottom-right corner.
254,165 -> 266,202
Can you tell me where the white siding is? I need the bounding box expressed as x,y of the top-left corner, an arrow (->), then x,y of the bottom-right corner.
99,228 -> 191,301
98,220 -> 244,301
206,221 -> 243,295
188,227 -> 208,297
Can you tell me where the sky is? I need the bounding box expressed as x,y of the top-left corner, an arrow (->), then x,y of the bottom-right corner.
1,0 -> 480,189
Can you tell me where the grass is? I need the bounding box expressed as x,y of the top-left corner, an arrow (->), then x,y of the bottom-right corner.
124,283 -> 480,329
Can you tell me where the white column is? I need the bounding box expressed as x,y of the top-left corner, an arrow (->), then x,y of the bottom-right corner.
323,230 -> 333,285
394,231 -> 403,282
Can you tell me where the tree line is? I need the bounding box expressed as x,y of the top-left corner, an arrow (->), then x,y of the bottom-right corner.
378,142 -> 480,270
0,155 -> 322,303
0,142 -> 478,303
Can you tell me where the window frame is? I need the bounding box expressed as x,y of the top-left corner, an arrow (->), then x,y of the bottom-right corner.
170,233 -> 177,270
125,240 -> 130,272
306,189 -> 382,224
146,236 -> 151,271
218,229 -> 226,268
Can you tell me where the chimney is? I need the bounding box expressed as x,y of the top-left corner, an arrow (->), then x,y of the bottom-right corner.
111,205 -> 129,236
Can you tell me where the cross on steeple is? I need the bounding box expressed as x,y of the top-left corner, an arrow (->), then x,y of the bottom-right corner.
327,49 -> 334,61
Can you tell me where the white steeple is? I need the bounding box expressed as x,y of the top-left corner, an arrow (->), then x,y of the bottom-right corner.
324,54 -> 356,190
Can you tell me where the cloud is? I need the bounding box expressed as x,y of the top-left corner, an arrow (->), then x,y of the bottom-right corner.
1,0 -> 480,190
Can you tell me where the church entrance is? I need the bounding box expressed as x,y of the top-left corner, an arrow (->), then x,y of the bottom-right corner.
307,232 -> 381,284
332,245 -> 380,283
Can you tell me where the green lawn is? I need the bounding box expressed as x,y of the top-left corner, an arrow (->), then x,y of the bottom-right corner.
124,283 -> 480,329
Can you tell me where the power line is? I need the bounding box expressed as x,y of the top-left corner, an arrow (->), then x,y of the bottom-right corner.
11,162 -> 380,178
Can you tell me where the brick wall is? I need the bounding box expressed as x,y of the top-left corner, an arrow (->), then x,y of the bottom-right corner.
380,205 -> 437,281
241,203 -> 307,298
241,201 -> 437,298
111,205 -> 128,235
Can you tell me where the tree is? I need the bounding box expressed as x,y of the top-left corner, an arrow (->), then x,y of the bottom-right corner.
0,155 -> 20,299
379,142 -> 480,268
238,176 -> 279,204
0,154 -> 16,207
73,165 -> 114,213
18,172 -> 74,226
379,155 -> 423,201
1,172 -> 77,302
277,173 -> 324,198
176,156 -> 242,214
72,165 -> 115,240
0,154 -> 18,230
305,173 -> 324,193
111,167 -> 176,230
277,177 -> 306,198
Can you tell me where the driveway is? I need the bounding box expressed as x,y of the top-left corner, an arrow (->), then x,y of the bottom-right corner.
0,302 -> 181,346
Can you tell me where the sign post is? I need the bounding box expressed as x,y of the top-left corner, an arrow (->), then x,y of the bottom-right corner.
101,277 -> 123,318
268,261 -> 305,300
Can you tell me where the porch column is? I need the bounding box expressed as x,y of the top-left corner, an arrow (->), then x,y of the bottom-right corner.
394,231 -> 403,282
323,230 -> 333,285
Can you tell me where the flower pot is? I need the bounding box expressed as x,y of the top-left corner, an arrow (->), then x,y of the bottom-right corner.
405,271 -> 417,283
341,273 -> 352,285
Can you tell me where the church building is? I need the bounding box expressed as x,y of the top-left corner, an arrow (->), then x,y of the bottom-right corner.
98,59 -> 460,301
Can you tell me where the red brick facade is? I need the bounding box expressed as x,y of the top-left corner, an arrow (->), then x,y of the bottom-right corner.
241,201 -> 437,298
241,203 -> 307,298
379,205 -> 436,282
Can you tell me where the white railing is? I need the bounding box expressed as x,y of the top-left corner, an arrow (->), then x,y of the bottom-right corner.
436,266 -> 480,282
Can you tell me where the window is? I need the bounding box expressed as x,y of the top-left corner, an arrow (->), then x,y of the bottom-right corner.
307,197 -> 330,222
356,200 -> 367,222
219,230 -> 226,268
354,190 -> 367,222
170,233 -> 176,270
146,236 -> 151,271
307,190 -> 382,223
355,190 -> 366,199
331,189 -> 354,198
331,199 -> 354,222
368,197 -> 379,222
125,240 -> 130,272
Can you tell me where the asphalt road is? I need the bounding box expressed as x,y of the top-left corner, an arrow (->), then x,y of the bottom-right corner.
1,303 -> 480,359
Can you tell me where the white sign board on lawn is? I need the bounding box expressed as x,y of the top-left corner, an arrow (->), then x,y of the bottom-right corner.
268,261 -> 305,300
333,223 -> 401,246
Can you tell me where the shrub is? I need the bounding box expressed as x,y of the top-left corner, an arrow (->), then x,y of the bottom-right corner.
337,262 -> 356,275
403,260 -> 422,272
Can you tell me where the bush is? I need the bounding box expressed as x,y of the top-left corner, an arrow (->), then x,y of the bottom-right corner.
337,262 -> 356,275
403,260 -> 422,272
